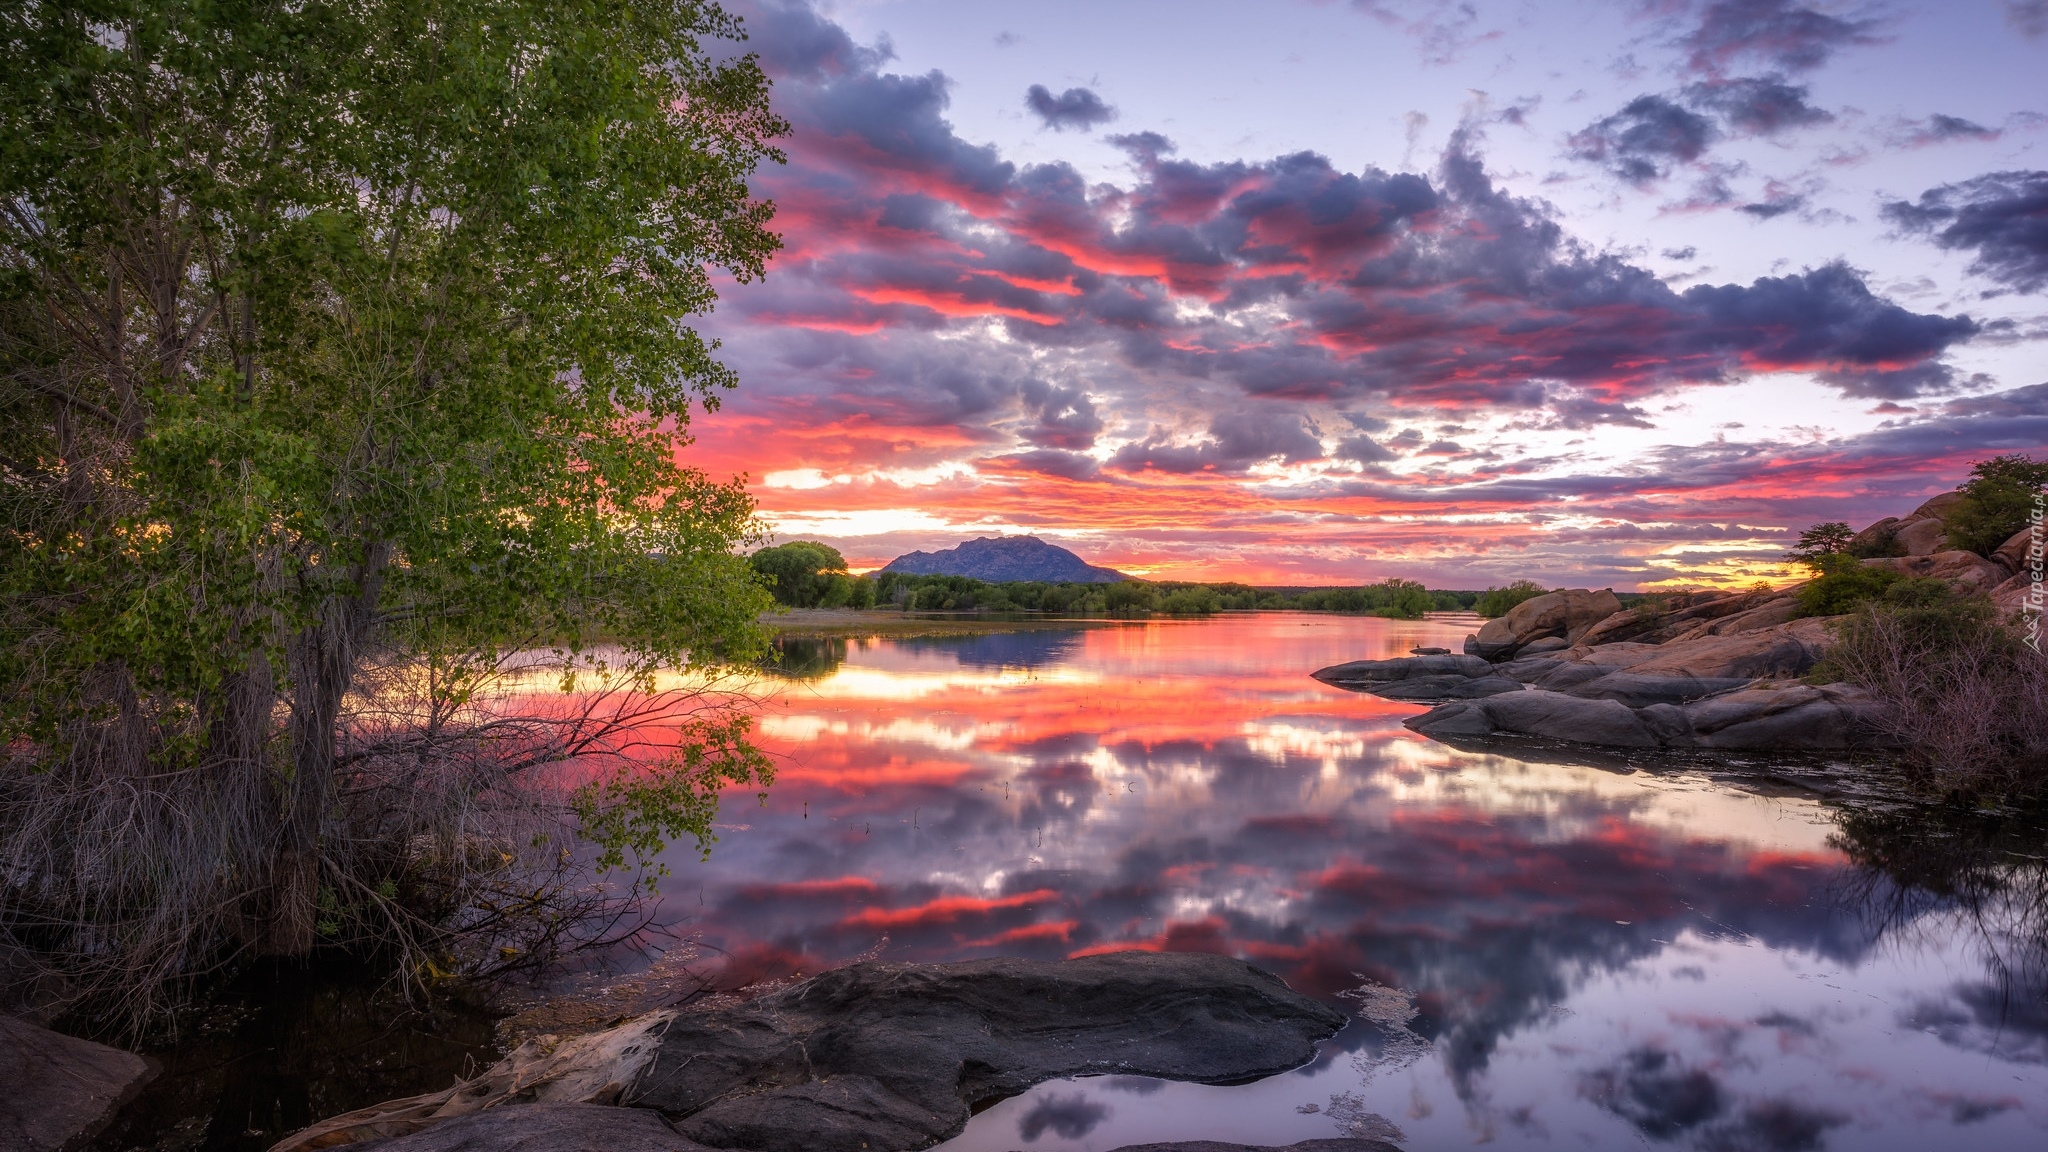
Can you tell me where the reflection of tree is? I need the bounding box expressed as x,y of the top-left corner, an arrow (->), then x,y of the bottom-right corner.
762,636 -> 850,680
1830,804 -> 2048,1032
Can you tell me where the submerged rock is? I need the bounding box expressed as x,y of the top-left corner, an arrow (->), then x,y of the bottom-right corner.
0,1015 -> 156,1152
279,953 -> 1345,1152
1403,683 -> 1891,751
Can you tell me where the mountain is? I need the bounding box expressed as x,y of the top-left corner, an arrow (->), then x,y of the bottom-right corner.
879,536 -> 1127,584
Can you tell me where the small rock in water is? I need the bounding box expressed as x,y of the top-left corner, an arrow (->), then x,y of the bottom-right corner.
1409,646 -> 1451,655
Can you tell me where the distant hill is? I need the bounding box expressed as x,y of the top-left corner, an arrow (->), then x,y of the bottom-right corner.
879,536 -> 1127,584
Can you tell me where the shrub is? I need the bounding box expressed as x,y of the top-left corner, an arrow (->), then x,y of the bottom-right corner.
750,541 -> 850,608
1474,580 -> 1549,618
1946,454 -> 2048,556
1816,580 -> 2048,789
1158,587 -> 1222,616
1794,553 -> 1902,617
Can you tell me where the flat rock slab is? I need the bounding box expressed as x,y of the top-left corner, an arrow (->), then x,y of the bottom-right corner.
626,952 -> 1347,1152
0,1015 -> 156,1152
344,1106 -> 1402,1152
353,1105 -> 712,1152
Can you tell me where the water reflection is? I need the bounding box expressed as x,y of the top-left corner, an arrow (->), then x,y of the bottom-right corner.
654,616 -> 2047,1149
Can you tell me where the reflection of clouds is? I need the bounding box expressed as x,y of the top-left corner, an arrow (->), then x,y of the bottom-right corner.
644,618 -> 2048,1149
1015,1091 -> 1109,1140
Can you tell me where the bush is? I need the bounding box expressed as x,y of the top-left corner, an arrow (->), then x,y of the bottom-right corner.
1474,580 -> 1549,618
1947,454 -> 2048,556
1158,587 -> 1222,616
1794,553 -> 1902,617
1816,580 -> 2048,789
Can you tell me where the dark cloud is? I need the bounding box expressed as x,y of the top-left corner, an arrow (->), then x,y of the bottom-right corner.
1570,95 -> 1719,184
2008,1 -> 2048,37
1682,75 -> 1832,134
1551,395 -> 1657,428
1018,379 -> 1103,449
1025,84 -> 1117,132
1896,113 -> 2001,148
1334,434 -> 1398,463
1885,171 -> 2048,292
1581,1047 -> 1725,1139
1108,411 -> 1325,475
1738,192 -> 1805,219
1676,0 -> 1886,76
1350,0 -> 1502,66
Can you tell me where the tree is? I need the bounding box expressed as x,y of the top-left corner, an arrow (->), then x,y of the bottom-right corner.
1947,454 -> 2048,556
1,0 -> 786,1024
1475,580 -> 1548,618
1788,521 -> 1855,570
750,540 -> 850,608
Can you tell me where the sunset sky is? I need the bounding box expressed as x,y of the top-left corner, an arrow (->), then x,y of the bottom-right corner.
684,0 -> 2048,588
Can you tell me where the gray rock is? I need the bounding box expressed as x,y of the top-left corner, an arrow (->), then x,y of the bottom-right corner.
1089,1142 -> 1399,1152
1468,589 -> 1622,660
1311,655 -> 1493,684
1517,636 -> 1570,656
1567,671 -> 1755,708
1408,646 -> 1452,655
1365,675 -> 1524,702
1893,517 -> 1948,556
0,1015 -> 156,1152
1993,518 -> 2045,574
1407,691 -> 1660,748
1863,550 -> 2012,589
625,952 -> 1347,1152
352,1105 -> 710,1152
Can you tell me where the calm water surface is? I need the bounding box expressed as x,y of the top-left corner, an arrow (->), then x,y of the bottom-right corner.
657,613 -> 2048,1152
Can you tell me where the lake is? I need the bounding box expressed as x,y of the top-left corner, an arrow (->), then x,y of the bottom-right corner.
679,613 -> 2047,1151
96,612 -> 2048,1151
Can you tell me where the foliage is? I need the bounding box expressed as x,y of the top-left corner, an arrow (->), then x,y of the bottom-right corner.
1474,580 -> 1550,618
1102,581 -> 1158,617
1292,578 -> 1435,619
1846,522 -> 1905,559
1814,580 -> 2048,789
1788,522 -> 1855,568
0,0 -> 785,1027
1794,553 -> 1903,617
751,541 -> 872,608
1157,586 -> 1222,616
1947,454 -> 2048,556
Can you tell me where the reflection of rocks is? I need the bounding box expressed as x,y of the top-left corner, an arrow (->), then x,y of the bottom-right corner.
0,1015 -> 156,1152
285,953 -> 1345,1152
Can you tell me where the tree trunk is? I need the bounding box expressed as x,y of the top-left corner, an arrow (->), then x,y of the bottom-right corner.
255,543 -> 390,956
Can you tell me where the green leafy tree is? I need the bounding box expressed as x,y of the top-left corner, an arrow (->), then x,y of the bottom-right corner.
1103,581 -> 1156,616
750,541 -> 851,608
0,0 -> 786,1017
1788,522 -> 1855,569
1474,580 -> 1549,618
1794,552 -> 1903,617
1946,454 -> 2048,555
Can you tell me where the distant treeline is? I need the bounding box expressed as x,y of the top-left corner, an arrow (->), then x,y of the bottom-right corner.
750,542 -> 1613,620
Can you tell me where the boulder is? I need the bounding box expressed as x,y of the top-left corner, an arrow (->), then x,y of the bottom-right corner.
633,953 -> 1344,1152
1993,519 -> 2045,575
0,1015 -> 156,1152
1991,571 -> 2042,615
1619,618 -> 1831,680
1683,684 -> 1889,750
1518,636 -> 1570,656
1893,517 -> 1949,556
1905,491 -> 1967,522
1402,681 -> 1892,751
1863,550 -> 2011,590
1468,589 -> 1623,660
1406,691 -> 1660,748
1409,645 -> 1453,655
1693,595 -> 1800,636
281,953 -> 1345,1152
1847,516 -> 1902,556
1565,671 -> 1757,708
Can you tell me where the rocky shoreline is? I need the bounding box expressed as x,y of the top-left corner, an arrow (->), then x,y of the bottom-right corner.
1317,496 -> 2041,752
264,952 -> 1365,1152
